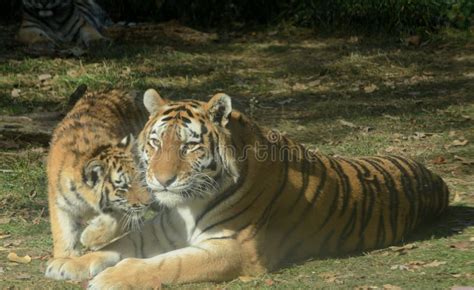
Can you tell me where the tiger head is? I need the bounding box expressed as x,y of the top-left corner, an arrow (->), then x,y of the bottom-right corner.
83,135 -> 151,228
138,89 -> 239,207
22,0 -> 73,18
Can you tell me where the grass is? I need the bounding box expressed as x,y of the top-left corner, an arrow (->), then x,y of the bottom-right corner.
0,24 -> 473,288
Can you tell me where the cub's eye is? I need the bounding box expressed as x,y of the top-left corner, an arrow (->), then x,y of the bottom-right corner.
149,138 -> 161,148
182,142 -> 199,152
113,179 -> 125,188
113,175 -> 128,188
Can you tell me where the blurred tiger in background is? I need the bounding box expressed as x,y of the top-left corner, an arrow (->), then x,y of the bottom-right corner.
17,0 -> 111,52
44,86 -> 152,280
46,89 -> 449,288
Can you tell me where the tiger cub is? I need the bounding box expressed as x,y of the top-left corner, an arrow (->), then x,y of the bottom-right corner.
46,86 -> 151,263
17,0 -> 111,51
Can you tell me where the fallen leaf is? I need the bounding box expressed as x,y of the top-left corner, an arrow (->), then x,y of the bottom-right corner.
38,73 -> 52,82
11,88 -> 21,98
0,217 -> 11,225
363,84 -> 378,93
15,273 -> 31,280
7,252 -> 32,264
450,242 -> 471,251
319,272 -> 343,284
405,35 -> 421,46
339,119 -> 358,128
449,131 -> 457,137
451,286 -> 473,290
383,284 -> 402,290
383,114 -> 400,121
308,79 -> 321,87
390,264 -> 410,271
454,155 -> 474,166
292,83 -> 308,91
453,192 -> 463,203
423,260 -> 446,268
296,125 -> 306,131
355,286 -> 378,290
389,243 -> 417,255
452,139 -> 469,147
28,189 -> 37,199
0,267 -> 4,274
4,239 -> 22,247
238,276 -> 255,283
0,234 -> 11,240
470,237 -> 474,242
264,279 -> 274,286
432,156 -> 446,165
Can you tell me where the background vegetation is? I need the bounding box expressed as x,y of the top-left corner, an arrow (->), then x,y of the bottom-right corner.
1,0 -> 473,34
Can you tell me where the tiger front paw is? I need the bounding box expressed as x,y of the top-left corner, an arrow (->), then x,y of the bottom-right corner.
45,251 -> 121,281
81,214 -> 119,250
88,258 -> 162,290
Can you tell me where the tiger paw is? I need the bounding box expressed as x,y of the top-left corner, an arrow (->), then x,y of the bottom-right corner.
45,251 -> 121,281
81,214 -> 118,250
88,258 -> 162,290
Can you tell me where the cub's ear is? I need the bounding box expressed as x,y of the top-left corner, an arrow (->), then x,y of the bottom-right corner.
143,89 -> 166,114
117,134 -> 135,150
83,159 -> 105,188
206,93 -> 232,127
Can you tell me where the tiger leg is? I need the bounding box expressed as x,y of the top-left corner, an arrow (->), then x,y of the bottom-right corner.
48,197 -> 81,258
16,25 -> 55,48
45,217 -> 165,281
88,239 -> 242,289
80,214 -> 120,250
79,24 -> 109,48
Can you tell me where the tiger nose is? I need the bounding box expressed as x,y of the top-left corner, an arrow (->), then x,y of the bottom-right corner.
157,175 -> 177,188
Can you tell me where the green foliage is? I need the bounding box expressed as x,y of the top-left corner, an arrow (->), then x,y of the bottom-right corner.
283,0 -> 473,32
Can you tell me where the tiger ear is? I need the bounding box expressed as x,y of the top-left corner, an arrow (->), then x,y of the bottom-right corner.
117,134 -> 135,151
206,93 -> 232,127
83,159 -> 105,188
143,89 -> 166,114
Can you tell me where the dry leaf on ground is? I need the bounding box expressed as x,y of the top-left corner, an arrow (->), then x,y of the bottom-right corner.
38,73 -> 52,82
363,84 -> 378,93
454,156 -> 474,166
383,284 -> 402,290
450,242 -> 471,251
339,119 -> 358,128
238,276 -> 255,283
11,88 -> 21,98
452,139 -> 469,147
423,260 -> 447,268
15,273 -> 32,280
7,252 -> 32,264
432,156 -> 446,165
264,279 -> 275,286
319,272 -> 343,284
0,217 -> 11,225
355,286 -> 378,290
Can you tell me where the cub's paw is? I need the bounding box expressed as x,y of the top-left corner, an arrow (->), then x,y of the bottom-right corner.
45,252 -> 121,281
88,258 -> 161,290
81,215 -> 118,250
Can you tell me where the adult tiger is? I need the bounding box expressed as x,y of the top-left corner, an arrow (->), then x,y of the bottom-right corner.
44,87 -> 152,280
17,0 -> 110,49
47,89 -> 449,287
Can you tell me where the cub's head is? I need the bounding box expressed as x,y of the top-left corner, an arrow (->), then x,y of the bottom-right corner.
83,135 -> 151,229
23,0 -> 73,18
139,89 -> 239,207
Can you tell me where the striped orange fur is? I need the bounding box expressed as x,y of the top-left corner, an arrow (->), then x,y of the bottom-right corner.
48,90 -> 449,287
